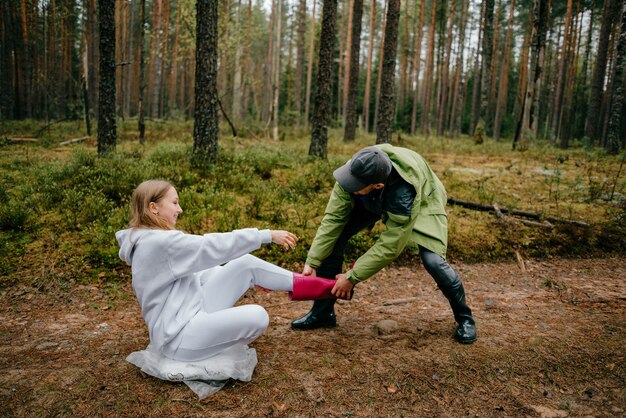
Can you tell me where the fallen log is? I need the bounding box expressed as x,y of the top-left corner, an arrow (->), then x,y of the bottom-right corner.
447,197 -> 590,227
59,136 -> 90,145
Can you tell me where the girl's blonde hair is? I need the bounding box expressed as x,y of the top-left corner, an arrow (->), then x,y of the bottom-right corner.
129,179 -> 176,230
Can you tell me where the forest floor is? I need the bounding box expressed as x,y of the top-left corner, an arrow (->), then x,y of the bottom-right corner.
1,256 -> 624,417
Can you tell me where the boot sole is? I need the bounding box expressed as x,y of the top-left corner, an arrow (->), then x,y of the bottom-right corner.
291,321 -> 337,330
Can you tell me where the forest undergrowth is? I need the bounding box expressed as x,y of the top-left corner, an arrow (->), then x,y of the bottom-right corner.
0,119 -> 625,290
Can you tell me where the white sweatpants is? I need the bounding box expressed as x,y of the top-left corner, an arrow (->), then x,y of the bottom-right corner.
164,254 -> 293,361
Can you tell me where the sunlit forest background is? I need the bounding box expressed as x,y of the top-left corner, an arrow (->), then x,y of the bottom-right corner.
1,0 -> 625,153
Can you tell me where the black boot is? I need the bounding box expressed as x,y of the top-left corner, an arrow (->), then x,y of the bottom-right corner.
291,299 -> 337,330
440,280 -> 477,344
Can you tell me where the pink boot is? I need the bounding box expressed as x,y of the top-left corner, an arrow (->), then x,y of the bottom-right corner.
289,274 -> 339,301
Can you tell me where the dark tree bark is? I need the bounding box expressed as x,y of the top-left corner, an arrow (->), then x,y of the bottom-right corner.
477,0 -> 494,138
606,2 -> 626,154
97,0 -> 116,156
309,0 -> 338,159
586,0 -> 619,144
295,0 -> 307,120
138,0 -> 146,143
514,0 -> 548,151
375,0 -> 400,144
193,0 -> 219,166
344,0 -> 363,142
87,0 -> 98,117
0,1 -> 16,118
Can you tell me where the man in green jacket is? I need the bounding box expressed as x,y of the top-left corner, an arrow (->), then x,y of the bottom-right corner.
291,144 -> 477,344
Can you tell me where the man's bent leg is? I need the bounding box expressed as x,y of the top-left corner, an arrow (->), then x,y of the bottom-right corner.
420,246 -> 477,344
292,205 -> 379,330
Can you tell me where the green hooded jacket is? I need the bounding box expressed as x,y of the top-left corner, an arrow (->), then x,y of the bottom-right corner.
305,144 -> 449,285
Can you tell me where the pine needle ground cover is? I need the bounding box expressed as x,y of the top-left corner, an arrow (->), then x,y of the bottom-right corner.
0,120 -> 624,416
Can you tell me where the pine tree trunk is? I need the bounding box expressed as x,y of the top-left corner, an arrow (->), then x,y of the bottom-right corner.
343,0 -> 354,123
87,0 -> 98,117
193,0 -> 219,166
115,0 -> 124,118
148,0 -> 161,118
363,0 -> 376,132
309,0 -> 338,159
138,0 -> 146,143
305,0 -> 317,126
168,0 -> 182,115
492,0 -> 514,141
397,0 -> 410,111
469,0 -> 485,136
410,0 -> 426,135
375,0 -> 400,144
263,1 -> 275,124
125,0 -> 135,118
272,0 -> 282,141
606,2 -> 626,154
232,1 -> 243,122
295,0 -> 307,121
373,1 -> 386,134
98,0 -> 117,156
436,0 -> 455,137
242,0 -> 253,119
337,0 -> 347,120
344,0 -> 363,141
487,0 -> 501,121
516,0 -> 548,151
449,0 -> 468,137
550,0 -> 573,144
477,0 -> 494,136
574,2 -> 594,139
0,2 -> 14,118
420,0 -> 437,137
586,0 -> 619,144
559,3 -> 581,149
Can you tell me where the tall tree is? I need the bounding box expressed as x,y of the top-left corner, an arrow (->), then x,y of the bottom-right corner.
436,0 -> 455,137
295,0 -> 307,122
449,0 -> 469,137
397,0 -> 410,111
193,0 -> 219,165
550,0 -> 573,144
373,1 -> 386,133
410,0 -> 426,135
421,0 -> 437,136
98,0 -> 117,156
344,0 -> 364,141
138,0 -> 147,143
586,0 -> 619,144
305,0 -> 317,125
309,0 -> 338,158
87,0 -> 99,117
492,0 -> 515,141
375,0 -> 400,144
606,2 -> 626,154
476,0 -> 494,138
363,0 -> 376,132
272,0 -> 283,141
515,0 -> 548,150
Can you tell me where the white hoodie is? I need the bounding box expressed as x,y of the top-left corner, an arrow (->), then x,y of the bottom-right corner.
115,228 -> 272,353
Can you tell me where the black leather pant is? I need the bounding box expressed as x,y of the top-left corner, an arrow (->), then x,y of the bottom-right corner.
314,204 -> 474,326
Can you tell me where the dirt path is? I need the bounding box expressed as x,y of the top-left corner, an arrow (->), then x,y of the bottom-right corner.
1,257 -> 625,417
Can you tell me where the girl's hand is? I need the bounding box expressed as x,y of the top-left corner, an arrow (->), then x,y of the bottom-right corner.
271,230 -> 298,251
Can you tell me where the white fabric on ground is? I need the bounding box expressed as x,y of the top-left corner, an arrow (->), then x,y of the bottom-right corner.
126,343 -> 257,399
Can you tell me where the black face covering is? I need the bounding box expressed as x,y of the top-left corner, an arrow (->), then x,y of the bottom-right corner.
354,186 -> 384,216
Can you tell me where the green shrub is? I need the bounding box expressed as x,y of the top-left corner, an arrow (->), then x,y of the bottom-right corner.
0,200 -> 30,232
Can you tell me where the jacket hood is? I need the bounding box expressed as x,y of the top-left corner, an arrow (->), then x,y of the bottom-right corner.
116,228 -> 145,266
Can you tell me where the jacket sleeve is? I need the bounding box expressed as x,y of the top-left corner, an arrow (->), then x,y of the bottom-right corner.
305,183 -> 353,268
166,228 -> 272,278
346,212 -> 417,285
